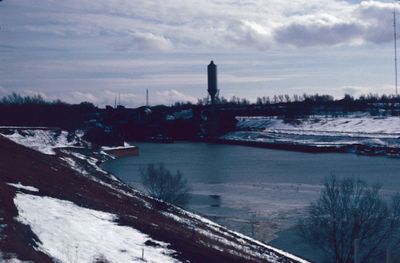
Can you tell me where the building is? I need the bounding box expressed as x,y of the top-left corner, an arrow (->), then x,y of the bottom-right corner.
207,60 -> 218,104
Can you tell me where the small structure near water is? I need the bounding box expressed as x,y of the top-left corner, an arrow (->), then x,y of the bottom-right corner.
103,146 -> 139,158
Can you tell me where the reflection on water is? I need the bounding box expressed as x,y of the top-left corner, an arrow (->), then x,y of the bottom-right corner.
101,141 -> 400,242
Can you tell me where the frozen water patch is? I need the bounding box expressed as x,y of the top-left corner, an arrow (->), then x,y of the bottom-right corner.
14,193 -> 178,263
191,182 -> 319,214
7,182 -> 39,192
1,129 -> 77,155
188,181 -> 318,241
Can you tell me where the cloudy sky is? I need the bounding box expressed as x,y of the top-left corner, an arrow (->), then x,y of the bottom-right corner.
0,0 -> 398,107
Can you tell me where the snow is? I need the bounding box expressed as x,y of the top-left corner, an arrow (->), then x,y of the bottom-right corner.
3,258 -> 27,263
163,209 -> 310,263
58,150 -> 153,210
14,193 -> 178,263
0,252 -> 28,263
101,144 -> 137,151
7,182 -> 39,192
70,152 -> 108,174
235,115 -> 400,135
60,157 -> 89,176
1,129 -> 78,155
60,155 -> 134,195
166,109 -> 193,121
225,115 -> 400,148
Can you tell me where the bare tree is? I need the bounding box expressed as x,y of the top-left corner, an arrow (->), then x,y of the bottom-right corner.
299,176 -> 400,263
93,255 -> 112,263
141,163 -> 191,207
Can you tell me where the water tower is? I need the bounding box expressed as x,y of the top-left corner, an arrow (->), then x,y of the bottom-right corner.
207,60 -> 218,104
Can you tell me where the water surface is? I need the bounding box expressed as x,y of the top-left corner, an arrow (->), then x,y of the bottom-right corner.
101,142 -> 400,242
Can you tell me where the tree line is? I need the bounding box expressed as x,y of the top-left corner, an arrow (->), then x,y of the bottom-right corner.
0,93 -> 96,130
178,93 -> 400,107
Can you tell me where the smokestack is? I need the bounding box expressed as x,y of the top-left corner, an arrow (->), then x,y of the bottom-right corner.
207,60 -> 218,104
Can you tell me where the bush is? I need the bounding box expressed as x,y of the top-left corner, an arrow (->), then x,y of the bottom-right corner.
299,176 -> 400,263
141,164 -> 190,207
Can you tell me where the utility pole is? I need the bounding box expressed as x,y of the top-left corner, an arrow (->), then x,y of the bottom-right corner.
394,5 -> 399,95
146,89 -> 149,107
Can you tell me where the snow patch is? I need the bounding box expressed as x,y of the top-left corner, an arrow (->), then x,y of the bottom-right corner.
60,157 -> 89,175
101,144 -> 137,151
0,252 -> 28,263
1,130 -> 78,155
70,152 -> 107,174
165,207 -> 309,263
226,116 -> 400,149
14,193 -> 178,263
236,116 -> 400,135
166,109 -> 193,121
7,182 -> 39,192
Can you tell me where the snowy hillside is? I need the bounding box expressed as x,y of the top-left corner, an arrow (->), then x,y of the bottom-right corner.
14,192 -> 178,263
0,129 -> 308,263
223,115 -> 400,153
235,115 -> 400,136
0,128 -> 82,155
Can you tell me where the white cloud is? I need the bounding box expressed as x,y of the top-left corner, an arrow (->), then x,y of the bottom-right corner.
339,84 -> 397,97
64,90 -> 140,107
3,0 -> 397,51
357,1 -> 395,44
0,88 -> 141,107
114,32 -> 173,51
154,89 -> 196,105
342,86 -> 362,96
0,86 -> 7,97
275,15 -> 365,47
0,88 -> 197,107
225,20 -> 274,50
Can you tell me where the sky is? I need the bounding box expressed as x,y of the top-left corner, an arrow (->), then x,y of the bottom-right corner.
0,0 -> 399,107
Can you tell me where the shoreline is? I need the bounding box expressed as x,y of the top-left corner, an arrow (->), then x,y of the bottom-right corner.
171,137 -> 400,158
204,138 -> 346,153
102,145 -> 139,158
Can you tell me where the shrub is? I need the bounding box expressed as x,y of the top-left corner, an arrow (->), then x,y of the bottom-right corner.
141,164 -> 190,207
299,176 -> 400,262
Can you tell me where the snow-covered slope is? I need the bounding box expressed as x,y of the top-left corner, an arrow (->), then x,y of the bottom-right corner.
224,115 -> 400,151
14,193 -> 177,263
0,128 -> 80,155
235,115 -> 400,136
